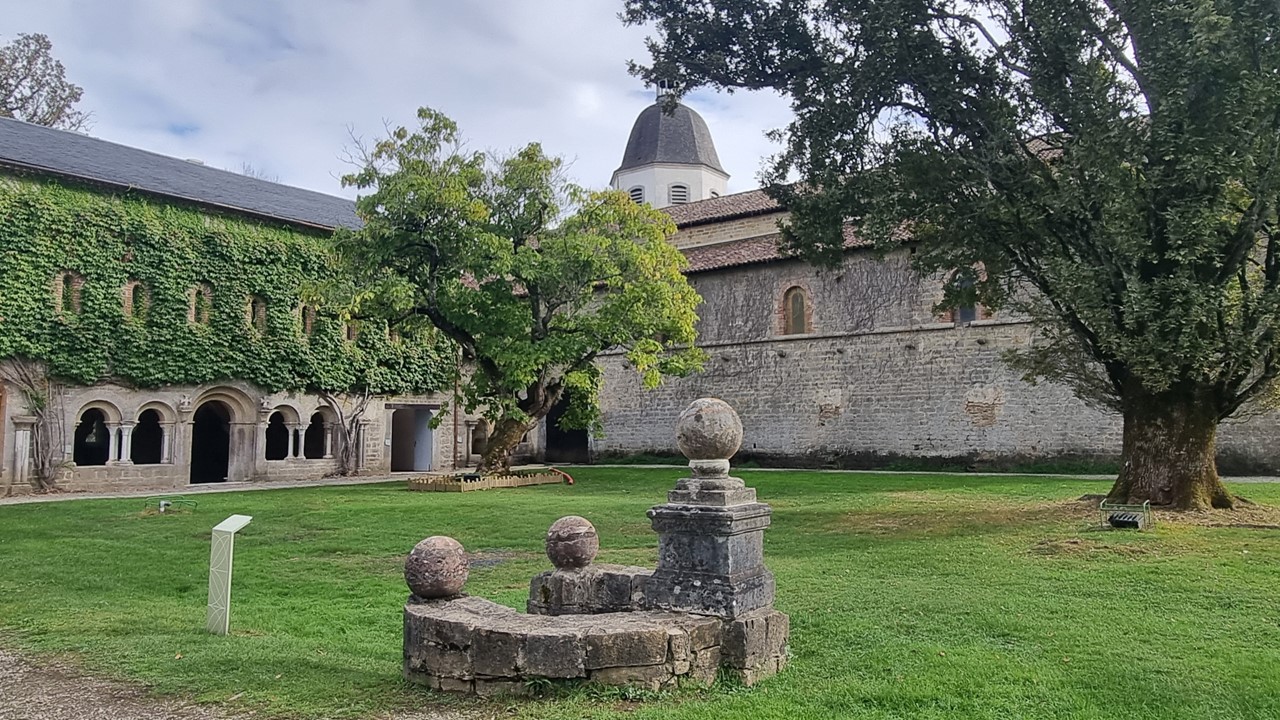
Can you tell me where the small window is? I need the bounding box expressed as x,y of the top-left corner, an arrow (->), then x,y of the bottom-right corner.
55,271 -> 83,315
248,296 -> 267,334
782,286 -> 810,335
300,305 -> 317,336
345,322 -> 359,342
953,275 -> 978,324
189,284 -> 212,325
628,186 -> 645,204
669,184 -> 690,204
123,281 -> 149,321
710,190 -> 720,198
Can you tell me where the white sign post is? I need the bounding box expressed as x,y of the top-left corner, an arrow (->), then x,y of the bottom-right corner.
207,514 -> 253,635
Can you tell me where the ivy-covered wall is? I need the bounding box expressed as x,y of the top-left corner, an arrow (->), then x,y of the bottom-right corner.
0,175 -> 455,394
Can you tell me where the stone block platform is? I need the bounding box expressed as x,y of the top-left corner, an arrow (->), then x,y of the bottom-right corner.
404,596 -> 723,695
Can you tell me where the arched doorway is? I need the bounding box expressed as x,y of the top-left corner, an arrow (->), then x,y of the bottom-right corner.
264,411 -> 289,460
303,412 -> 327,459
390,407 -> 434,472
73,408 -> 111,466
131,409 -> 164,465
191,401 -> 231,483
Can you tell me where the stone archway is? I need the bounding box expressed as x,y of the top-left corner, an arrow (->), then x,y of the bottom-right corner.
191,401 -> 232,483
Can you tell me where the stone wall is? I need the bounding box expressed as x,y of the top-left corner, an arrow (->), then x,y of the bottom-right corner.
670,212 -> 784,248
596,320 -> 1280,471
404,595 -> 724,695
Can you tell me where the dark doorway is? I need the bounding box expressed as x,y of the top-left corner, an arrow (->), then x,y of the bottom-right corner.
303,412 -> 326,459
265,411 -> 289,460
73,408 -> 110,466
191,401 -> 231,483
545,394 -> 590,464
132,409 -> 163,464
390,408 -> 415,471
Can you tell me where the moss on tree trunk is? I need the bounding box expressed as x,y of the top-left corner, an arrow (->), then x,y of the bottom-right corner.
1107,387 -> 1233,510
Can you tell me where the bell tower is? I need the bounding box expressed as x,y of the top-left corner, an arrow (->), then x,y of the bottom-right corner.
611,86 -> 729,208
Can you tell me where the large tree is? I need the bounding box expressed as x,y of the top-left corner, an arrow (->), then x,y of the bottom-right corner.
625,0 -> 1280,509
0,33 -> 88,130
339,108 -> 705,472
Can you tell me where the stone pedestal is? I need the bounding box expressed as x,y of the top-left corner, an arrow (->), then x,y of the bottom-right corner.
644,496 -> 775,618
642,398 -> 788,684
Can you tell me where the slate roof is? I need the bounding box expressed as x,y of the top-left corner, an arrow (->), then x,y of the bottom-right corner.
615,101 -> 726,176
662,188 -> 783,227
0,117 -> 360,231
682,226 -> 869,274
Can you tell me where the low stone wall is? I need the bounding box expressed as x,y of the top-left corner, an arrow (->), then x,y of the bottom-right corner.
404,596 -> 723,695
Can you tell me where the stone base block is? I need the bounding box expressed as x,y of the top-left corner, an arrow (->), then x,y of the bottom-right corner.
720,608 -> 789,685
526,564 -> 651,616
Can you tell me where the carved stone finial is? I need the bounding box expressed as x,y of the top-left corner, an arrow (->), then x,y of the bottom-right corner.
405,536 -> 469,599
546,516 -> 599,570
676,398 -> 743,479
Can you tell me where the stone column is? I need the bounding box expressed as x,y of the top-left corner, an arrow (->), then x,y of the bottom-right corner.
643,398 -> 789,684
106,422 -> 120,464
117,422 -> 135,465
323,424 -> 334,459
287,424 -> 301,459
160,423 -> 173,464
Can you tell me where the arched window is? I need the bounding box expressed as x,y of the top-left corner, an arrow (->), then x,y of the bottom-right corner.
709,190 -> 720,198
300,304 -> 316,336
56,271 -> 83,315
303,412 -> 327,459
189,284 -> 212,325
123,281 -> 149,321
669,184 -> 690,204
953,275 -> 978,324
131,409 -> 164,464
782,286 -> 811,335
628,186 -> 645,204
73,408 -> 110,466
248,296 -> 267,334
265,411 -> 290,460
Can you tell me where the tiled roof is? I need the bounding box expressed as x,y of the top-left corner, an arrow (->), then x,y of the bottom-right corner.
0,117 -> 360,230
681,225 -> 868,274
662,189 -> 782,227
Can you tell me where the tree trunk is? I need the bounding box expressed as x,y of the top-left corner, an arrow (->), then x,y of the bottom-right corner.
1107,387 -> 1233,510
476,417 -> 533,475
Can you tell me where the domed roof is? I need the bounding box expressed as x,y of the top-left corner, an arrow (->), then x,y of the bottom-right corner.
615,101 -> 726,175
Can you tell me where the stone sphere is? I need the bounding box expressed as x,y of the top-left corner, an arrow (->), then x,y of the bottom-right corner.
546,516 -> 599,570
676,398 -> 743,461
404,536 -> 469,599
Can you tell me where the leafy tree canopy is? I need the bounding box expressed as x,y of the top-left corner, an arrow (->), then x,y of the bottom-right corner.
625,0 -> 1280,508
338,108 -> 705,471
0,33 -> 88,130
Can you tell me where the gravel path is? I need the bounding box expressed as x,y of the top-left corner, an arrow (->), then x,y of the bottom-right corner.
0,648 -> 252,720
0,648 -> 478,720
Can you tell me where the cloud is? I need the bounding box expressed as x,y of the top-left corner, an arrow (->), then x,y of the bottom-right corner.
3,1 -> 794,197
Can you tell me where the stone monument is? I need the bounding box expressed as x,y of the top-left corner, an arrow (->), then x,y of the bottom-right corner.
401,397 -> 789,694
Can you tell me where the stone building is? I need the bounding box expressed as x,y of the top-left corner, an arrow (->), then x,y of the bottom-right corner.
0,118 -> 531,496
581,98 -> 1280,472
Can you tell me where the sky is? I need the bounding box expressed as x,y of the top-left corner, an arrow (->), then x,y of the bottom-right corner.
3,1 -> 795,198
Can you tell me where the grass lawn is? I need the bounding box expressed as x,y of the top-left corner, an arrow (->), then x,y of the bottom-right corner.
2,468 -> 1279,719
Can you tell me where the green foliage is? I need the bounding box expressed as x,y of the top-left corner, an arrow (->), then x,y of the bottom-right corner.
0,177 -> 453,394
625,0 -> 1280,418
338,108 -> 705,440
